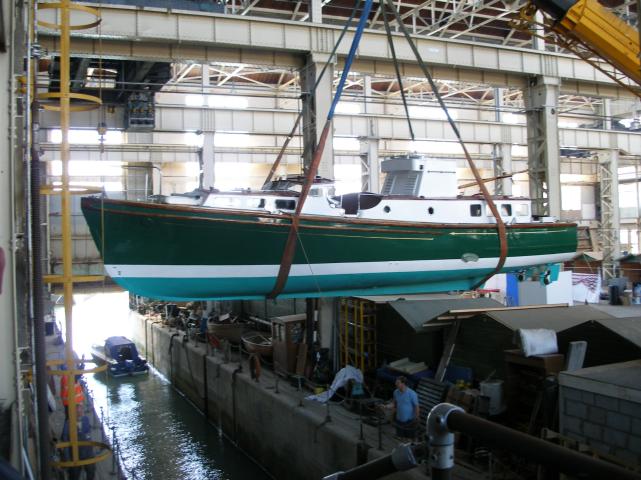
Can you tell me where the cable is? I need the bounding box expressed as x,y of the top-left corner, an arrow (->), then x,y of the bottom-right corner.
384,0 -> 508,289
262,0 -> 363,186
382,4 -> 416,142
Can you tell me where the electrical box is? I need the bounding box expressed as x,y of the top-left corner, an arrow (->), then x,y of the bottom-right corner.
271,314 -> 306,375
125,91 -> 155,130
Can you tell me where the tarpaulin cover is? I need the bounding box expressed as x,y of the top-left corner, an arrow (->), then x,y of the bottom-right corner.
307,365 -> 363,403
517,328 -> 558,357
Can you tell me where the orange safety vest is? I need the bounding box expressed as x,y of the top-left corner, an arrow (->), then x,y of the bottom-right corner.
60,375 -> 84,406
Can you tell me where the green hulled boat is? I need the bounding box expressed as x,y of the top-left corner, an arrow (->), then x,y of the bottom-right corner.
81,156 -> 577,301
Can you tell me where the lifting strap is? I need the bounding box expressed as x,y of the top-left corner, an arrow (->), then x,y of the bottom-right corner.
383,0 -> 508,289
269,0 -> 508,298
267,0 -> 375,299
261,0 -> 363,188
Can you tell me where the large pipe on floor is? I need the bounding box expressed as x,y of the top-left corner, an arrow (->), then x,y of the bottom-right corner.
30,98 -> 50,480
321,444 -> 417,480
429,403 -> 641,480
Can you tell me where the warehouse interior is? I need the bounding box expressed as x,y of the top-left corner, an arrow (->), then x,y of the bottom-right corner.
2,0 -> 641,479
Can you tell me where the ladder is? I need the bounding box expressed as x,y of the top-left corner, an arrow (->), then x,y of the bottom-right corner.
340,298 -> 377,372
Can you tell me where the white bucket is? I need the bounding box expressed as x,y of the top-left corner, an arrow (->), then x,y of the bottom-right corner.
480,380 -> 505,416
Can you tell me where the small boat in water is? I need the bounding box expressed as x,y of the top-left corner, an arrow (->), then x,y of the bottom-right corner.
242,332 -> 273,358
81,155 -> 577,300
91,336 -> 149,378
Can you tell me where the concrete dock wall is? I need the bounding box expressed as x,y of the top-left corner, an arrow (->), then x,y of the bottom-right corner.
131,314 -> 377,480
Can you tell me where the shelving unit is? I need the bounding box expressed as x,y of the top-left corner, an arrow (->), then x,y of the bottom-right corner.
340,298 -> 377,372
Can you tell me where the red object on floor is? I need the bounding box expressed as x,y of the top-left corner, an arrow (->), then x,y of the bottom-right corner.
0,247 -> 5,294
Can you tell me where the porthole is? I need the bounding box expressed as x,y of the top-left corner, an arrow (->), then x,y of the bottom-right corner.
428,207 -> 434,215
383,206 -> 391,213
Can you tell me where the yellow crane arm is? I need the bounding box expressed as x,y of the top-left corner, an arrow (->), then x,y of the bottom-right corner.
532,0 -> 641,86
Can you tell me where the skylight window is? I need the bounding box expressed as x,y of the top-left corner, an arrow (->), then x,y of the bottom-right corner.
184,132 -> 205,147
84,67 -> 117,89
408,106 -> 458,121
214,132 -> 250,147
501,112 -> 523,124
333,137 -> 360,151
411,140 -> 463,155
334,102 -> 361,115
185,94 -> 205,107
50,160 -> 123,177
49,129 -> 123,145
208,95 -> 248,109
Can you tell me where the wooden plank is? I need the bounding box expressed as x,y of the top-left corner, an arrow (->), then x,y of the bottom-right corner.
435,319 -> 461,382
446,304 -> 570,315
295,343 -> 307,376
565,341 -> 588,371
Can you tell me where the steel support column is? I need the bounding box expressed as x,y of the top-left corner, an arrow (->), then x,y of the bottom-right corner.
309,0 -> 322,23
494,88 -> 512,196
602,98 -> 612,130
493,143 -> 513,196
359,119 -> 380,193
301,52 -> 334,179
201,132 -> 215,189
525,75 -> 561,218
599,149 -> 620,279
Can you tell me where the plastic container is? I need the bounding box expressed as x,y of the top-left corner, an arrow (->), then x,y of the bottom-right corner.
480,379 -> 505,416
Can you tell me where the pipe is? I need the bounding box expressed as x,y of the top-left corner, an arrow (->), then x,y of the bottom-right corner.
427,404 -> 462,480
322,444 -> 417,480
429,403 -> 641,480
30,98 -> 50,480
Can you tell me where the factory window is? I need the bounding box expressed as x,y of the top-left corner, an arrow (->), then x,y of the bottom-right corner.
275,199 -> 296,210
500,204 -> 512,216
470,204 -> 482,217
85,67 -> 117,89
49,129 -> 123,145
516,204 -> 529,216
561,185 -> 582,211
208,95 -> 248,109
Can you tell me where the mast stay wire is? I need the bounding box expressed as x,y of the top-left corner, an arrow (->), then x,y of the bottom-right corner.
262,0 -> 363,187
382,0 -> 508,289
382,4 -> 416,142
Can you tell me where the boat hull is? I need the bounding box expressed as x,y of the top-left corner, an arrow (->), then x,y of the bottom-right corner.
81,197 -> 578,300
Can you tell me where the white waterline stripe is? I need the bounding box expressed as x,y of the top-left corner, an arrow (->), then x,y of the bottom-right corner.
105,253 -> 574,278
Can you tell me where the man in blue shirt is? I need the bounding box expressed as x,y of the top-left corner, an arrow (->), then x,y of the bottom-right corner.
392,376 -> 419,440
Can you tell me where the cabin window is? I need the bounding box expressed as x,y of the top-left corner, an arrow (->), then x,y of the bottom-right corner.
275,199 -> 296,210
470,204 -> 482,217
310,188 -> 321,197
383,206 -> 391,213
258,199 -> 266,208
428,207 -> 434,215
500,204 -> 512,216
516,203 -> 529,216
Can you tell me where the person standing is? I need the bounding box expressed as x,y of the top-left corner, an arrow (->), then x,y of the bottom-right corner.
392,376 -> 419,440
60,371 -> 84,419
61,404 -> 96,480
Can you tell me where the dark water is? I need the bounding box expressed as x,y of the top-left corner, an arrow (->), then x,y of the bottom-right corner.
88,370 -> 268,480
63,292 -> 269,480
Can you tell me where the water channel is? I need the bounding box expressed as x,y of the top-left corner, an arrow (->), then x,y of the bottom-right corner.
59,291 -> 269,480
